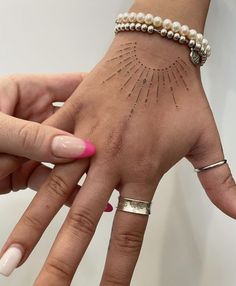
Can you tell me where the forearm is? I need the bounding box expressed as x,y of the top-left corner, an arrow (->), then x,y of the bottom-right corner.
130,0 -> 211,32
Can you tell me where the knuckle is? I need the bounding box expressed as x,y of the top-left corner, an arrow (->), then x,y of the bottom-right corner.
18,123 -> 42,151
44,257 -> 71,282
103,123 -> 126,158
134,158 -> 158,178
22,214 -> 43,232
103,275 -> 128,286
221,172 -> 235,189
113,230 -> 144,253
47,174 -> 69,199
67,208 -> 96,237
0,169 -> 8,180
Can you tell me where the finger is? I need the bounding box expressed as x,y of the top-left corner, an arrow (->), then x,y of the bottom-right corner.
0,98 -> 87,191
0,160 -> 89,277
0,72 -> 83,182
186,119 -> 236,219
33,166 -> 118,285
47,73 -> 87,102
0,112 -> 95,163
12,73 -> 87,103
0,175 -> 11,195
28,163 -> 113,211
11,161 -> 40,192
0,97 -> 82,182
101,183 -> 154,285
0,154 -> 26,180
0,158 -> 113,212
0,158 -> 33,195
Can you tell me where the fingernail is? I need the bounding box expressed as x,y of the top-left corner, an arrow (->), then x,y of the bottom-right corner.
0,245 -> 23,276
52,136 -> 96,159
104,203 -> 113,212
78,140 -> 96,158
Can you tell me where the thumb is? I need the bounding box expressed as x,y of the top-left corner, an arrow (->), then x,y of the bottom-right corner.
187,124 -> 236,219
0,112 -> 96,163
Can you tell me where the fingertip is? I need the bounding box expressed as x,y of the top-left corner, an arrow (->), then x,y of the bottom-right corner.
78,140 -> 96,159
52,136 -> 95,159
104,203 -> 113,213
0,244 -> 24,276
79,72 -> 87,80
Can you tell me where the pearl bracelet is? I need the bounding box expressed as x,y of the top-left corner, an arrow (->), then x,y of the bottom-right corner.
115,12 -> 211,67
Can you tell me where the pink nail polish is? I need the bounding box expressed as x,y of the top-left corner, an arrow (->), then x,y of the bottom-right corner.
104,203 -> 113,212
78,140 -> 96,158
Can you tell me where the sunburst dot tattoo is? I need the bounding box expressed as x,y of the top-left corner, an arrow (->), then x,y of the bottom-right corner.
102,41 -> 190,117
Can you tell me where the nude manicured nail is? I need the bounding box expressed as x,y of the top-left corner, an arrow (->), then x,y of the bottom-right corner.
0,246 -> 23,276
52,136 -> 96,159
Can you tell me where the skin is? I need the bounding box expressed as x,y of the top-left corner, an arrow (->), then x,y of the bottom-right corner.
0,74 -> 112,210
0,73 -> 85,195
2,0 -> 236,285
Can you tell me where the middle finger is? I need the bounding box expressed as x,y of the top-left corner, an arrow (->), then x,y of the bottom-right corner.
33,164 -> 118,286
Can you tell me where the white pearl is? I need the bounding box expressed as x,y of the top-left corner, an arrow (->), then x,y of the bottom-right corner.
117,13 -> 123,23
195,43 -> 201,51
196,33 -> 203,43
122,13 -> 129,23
145,13 -> 154,25
153,16 -> 162,27
137,12 -> 145,23
206,44 -> 211,52
172,21 -> 181,32
180,25 -> 189,36
202,39 -> 208,48
207,50 -> 211,57
129,12 -> 137,22
163,19 -> 172,30
206,44 -> 211,56
189,29 -> 197,40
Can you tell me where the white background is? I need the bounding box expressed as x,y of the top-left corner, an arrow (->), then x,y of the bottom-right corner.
0,1 -> 236,285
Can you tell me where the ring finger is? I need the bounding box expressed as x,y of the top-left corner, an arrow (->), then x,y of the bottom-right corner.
101,183 -> 156,285
0,159 -> 89,277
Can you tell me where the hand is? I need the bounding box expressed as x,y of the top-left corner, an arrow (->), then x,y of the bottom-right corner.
1,32 -> 234,285
0,73 -> 96,195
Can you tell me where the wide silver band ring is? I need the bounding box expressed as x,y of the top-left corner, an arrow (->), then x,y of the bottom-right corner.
117,196 -> 151,216
194,159 -> 227,173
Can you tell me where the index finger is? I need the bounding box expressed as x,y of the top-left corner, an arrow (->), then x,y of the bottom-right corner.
11,73 -> 87,102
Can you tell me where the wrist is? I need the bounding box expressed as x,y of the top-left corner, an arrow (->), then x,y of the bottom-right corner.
131,0 -> 211,32
106,31 -> 201,81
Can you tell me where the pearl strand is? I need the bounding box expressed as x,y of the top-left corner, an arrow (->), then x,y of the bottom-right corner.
115,12 -> 211,66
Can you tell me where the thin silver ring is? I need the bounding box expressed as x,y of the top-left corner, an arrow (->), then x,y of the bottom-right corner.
117,196 -> 151,216
194,159 -> 227,173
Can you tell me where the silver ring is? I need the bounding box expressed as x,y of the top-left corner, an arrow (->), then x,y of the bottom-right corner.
194,159 -> 227,173
117,196 -> 151,216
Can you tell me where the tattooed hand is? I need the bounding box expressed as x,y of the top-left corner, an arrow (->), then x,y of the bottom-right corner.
1,31 -> 234,286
